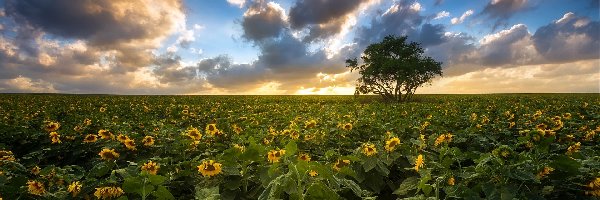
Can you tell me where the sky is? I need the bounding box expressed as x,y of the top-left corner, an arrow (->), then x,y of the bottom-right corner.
0,0 -> 598,94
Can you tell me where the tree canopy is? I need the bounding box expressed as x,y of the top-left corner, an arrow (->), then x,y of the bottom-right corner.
346,35 -> 442,102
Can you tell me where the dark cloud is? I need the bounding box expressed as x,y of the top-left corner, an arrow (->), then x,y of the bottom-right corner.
240,1 -> 287,42
532,12 -> 599,62
289,0 -> 361,29
435,0 -> 444,6
479,0 -> 530,30
354,1 -> 424,48
153,53 -> 197,84
418,24 -> 447,46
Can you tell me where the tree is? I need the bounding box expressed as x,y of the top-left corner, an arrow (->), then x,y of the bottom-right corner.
346,35 -> 442,102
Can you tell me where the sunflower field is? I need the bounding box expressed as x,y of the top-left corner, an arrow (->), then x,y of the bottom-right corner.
0,94 -> 599,200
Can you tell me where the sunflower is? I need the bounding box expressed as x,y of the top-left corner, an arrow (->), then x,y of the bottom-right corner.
414,154 -> 424,172
98,148 -> 119,160
49,132 -> 61,144
290,130 -> 300,140
563,113 -> 572,120
197,160 -> 222,177
385,137 -> 400,152
186,127 -> 202,140
27,180 -> 46,196
536,166 -> 554,179
99,107 -> 106,113
182,109 -> 189,115
448,176 -> 455,186
44,121 -> 60,132
341,123 -> 353,131
304,120 -> 317,129
434,133 -> 453,147
309,170 -> 318,177
83,134 -> 98,143
0,150 -> 15,162
298,153 -> 311,162
73,125 -> 83,132
232,124 -> 243,134
267,149 -> 286,163
362,143 -> 377,156
98,129 -> 113,140
141,161 -> 159,175
205,124 -> 218,136
67,181 -> 82,197
84,118 -> 92,126
123,138 -> 136,151
566,142 -> 581,155
31,166 -> 41,175
94,186 -> 124,199
116,134 -> 128,142
142,136 -> 154,146
586,177 -> 600,196
233,144 -> 245,152
333,159 -> 351,171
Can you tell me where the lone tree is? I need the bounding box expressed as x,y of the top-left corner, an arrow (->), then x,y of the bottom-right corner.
346,35 -> 442,102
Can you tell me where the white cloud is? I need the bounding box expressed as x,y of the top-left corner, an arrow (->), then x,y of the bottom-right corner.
451,9 -> 474,24
166,45 -> 178,53
410,2 -> 422,12
193,24 -> 204,30
434,11 -> 450,20
227,0 -> 246,8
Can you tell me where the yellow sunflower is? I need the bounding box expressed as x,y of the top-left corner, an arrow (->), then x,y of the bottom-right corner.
49,132 -> 61,144
142,136 -> 155,146
362,143 -> 377,156
83,134 -> 98,143
586,177 -> 600,196
233,144 -> 245,152
197,160 -> 222,177
68,181 -> 82,197
99,107 -> 106,113
290,130 -> 300,140
205,124 -> 218,136
98,129 -> 113,140
44,121 -> 60,132
341,123 -> 353,131
434,133 -> 453,147
98,148 -> 119,160
232,124 -> 243,134
333,159 -> 351,171
298,153 -> 311,162
94,186 -> 124,199
536,166 -> 554,179
448,176 -> 455,186
308,170 -> 318,177
116,134 -> 128,142
83,118 -> 92,126
123,138 -> 136,151
141,161 -> 159,175
385,137 -> 401,152
187,127 -> 202,140
304,120 -> 317,129
566,142 -> 581,155
31,166 -> 41,175
27,180 -> 46,196
267,149 -> 286,163
414,154 -> 424,172
0,150 -> 16,162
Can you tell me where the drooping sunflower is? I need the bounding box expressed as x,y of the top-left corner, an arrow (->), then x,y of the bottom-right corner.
385,137 -> 401,152
142,136 -> 155,146
536,166 -> 554,179
304,120 -> 317,129
98,129 -> 113,140
141,161 -> 159,175
94,186 -> 124,199
116,134 -> 128,142
290,130 -> 300,140
197,160 -> 222,177
232,124 -> 243,134
98,148 -> 119,160
414,154 -> 424,172
31,166 -> 41,175
83,134 -> 98,143
44,121 -> 60,132
362,143 -> 377,156
68,181 -> 82,197
27,180 -> 46,196
586,177 -> 600,196
123,138 -> 136,151
298,153 -> 311,162
49,132 -> 61,144
566,142 -> 581,155
205,124 -> 218,136
267,149 -> 286,163
0,150 -> 16,162
333,159 -> 351,171
434,133 -> 453,147
187,127 -> 202,140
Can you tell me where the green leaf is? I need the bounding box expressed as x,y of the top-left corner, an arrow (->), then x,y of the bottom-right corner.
305,182 -> 340,200
362,157 -> 377,172
394,177 -> 418,196
122,177 -> 143,194
148,174 -> 167,185
153,186 -> 175,200
551,155 -> 581,176
285,140 -> 298,157
195,186 -> 221,200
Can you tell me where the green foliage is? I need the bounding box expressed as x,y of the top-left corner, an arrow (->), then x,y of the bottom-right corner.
0,94 -> 598,199
346,35 -> 443,102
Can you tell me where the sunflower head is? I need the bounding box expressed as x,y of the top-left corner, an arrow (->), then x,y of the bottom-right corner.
99,107 -> 106,113
141,161 -> 159,175
0,150 -> 16,162
123,138 -> 136,151
44,121 -> 60,132
304,120 -> 317,129
268,149 -> 286,163
362,143 -> 377,156
385,137 -> 401,152
27,180 -> 46,196
308,170 -> 318,177
448,177 -> 455,186
232,124 -> 243,134
116,134 -> 128,142
98,148 -> 119,160
187,127 -> 202,140
298,153 -> 311,162
49,132 -> 61,144
290,130 -> 300,140
83,134 -> 98,143
414,154 -> 424,172
342,123 -> 353,131
68,181 -> 82,197
205,124 -> 218,135
197,160 -> 222,177
142,136 -> 155,146
94,186 -> 124,199
333,159 -> 351,171
98,129 -> 113,140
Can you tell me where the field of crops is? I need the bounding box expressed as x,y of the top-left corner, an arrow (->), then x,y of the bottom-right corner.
0,94 -> 598,199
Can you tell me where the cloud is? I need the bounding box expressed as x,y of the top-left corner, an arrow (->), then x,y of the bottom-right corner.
240,1 -> 288,42
354,1 -> 424,48
433,11 -> 450,20
435,0 -> 444,6
288,0 -> 362,29
532,12 -> 599,63
450,10 -> 473,24
480,0 -> 530,30
227,0 -> 246,8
